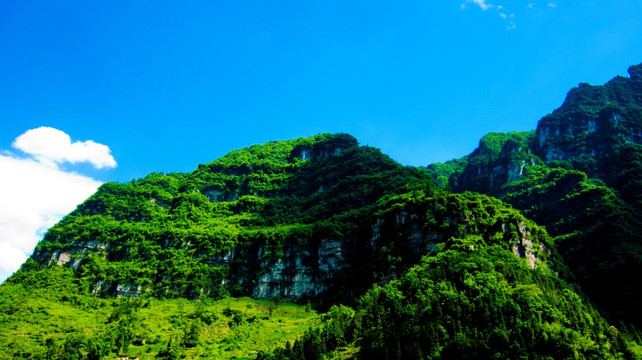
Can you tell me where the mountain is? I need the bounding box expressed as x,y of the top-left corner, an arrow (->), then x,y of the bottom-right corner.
16,133 -> 560,304
2,65 -> 642,359
27,133 -> 436,302
425,62 -> 642,329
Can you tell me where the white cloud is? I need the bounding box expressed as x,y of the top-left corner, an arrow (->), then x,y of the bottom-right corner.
13,126 -> 117,169
468,0 -> 493,11
527,3 -> 535,9
0,127 -> 112,284
499,13 -> 507,18
506,21 -> 517,30
548,3 -> 558,8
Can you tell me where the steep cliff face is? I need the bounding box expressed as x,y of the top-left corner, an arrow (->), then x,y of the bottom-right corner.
433,63 -> 642,196
534,63 -> 642,176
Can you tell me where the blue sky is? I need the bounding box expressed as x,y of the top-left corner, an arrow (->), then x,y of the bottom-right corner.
1,0 -> 641,282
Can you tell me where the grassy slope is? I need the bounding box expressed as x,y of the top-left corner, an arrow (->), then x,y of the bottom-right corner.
0,267 -> 319,359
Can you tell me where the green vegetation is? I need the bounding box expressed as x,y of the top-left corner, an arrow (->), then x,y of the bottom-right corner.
425,62 -> 642,330
261,236 -> 642,359
0,266 -> 319,359
26,133 -> 435,303
4,64 -> 642,359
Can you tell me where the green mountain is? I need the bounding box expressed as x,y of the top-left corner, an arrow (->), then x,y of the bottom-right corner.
425,63 -> 642,329
2,65 -> 642,359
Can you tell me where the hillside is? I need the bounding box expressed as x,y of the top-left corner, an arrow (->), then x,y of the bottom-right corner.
25,133 -> 437,303
2,65 -> 642,359
425,62 -> 642,329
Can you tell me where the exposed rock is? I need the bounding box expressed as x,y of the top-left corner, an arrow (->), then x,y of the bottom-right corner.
204,189 -> 223,202
56,252 -> 71,266
92,280 -> 108,294
252,239 -> 350,300
115,283 -> 148,298
207,250 -> 235,266
510,222 -> 540,269
252,252 -> 320,299
318,239 -> 346,275
506,160 -> 526,183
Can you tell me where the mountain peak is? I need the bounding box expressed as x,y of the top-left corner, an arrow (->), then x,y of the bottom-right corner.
628,62 -> 642,81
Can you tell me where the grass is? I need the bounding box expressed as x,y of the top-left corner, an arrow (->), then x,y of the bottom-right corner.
0,279 -> 320,360
130,297 -> 320,359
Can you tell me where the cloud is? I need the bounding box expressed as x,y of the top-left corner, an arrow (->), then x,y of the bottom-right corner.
0,128 -> 112,283
463,0 -> 516,28
527,3 -> 535,9
548,3 -> 558,8
13,126 -> 117,169
469,0 -> 493,10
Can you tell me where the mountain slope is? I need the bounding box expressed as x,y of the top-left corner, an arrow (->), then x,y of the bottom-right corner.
20,133 -> 559,305
24,133 -> 441,302
425,63 -> 642,328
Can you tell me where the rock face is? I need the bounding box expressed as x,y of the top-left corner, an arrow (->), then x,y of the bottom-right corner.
251,238 -> 347,299
509,221 -> 547,269
115,283 -> 148,298
245,197 -> 547,301
317,239 -> 347,275
252,249 -> 320,299
533,64 -> 642,175
33,241 -> 108,271
435,62 -> 642,196
447,132 -> 539,195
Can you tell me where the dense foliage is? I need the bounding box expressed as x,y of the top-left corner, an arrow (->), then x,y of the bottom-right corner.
261,238 -> 642,359
257,188 -> 642,359
424,63 -> 642,329
27,133 -> 435,301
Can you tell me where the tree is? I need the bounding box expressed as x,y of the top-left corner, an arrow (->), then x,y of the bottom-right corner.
182,321 -> 201,348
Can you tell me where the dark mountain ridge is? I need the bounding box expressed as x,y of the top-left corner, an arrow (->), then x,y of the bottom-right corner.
426,62 -> 642,328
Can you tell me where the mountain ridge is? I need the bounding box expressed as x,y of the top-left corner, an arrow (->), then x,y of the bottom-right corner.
425,61 -> 642,328
24,133 -> 557,305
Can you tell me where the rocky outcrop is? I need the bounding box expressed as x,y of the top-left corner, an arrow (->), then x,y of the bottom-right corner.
533,63 -> 642,173
115,283 -> 149,298
509,222 -> 545,269
33,240 -> 108,271
450,132 -> 540,195
317,239 -> 347,275
251,239 -> 348,300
